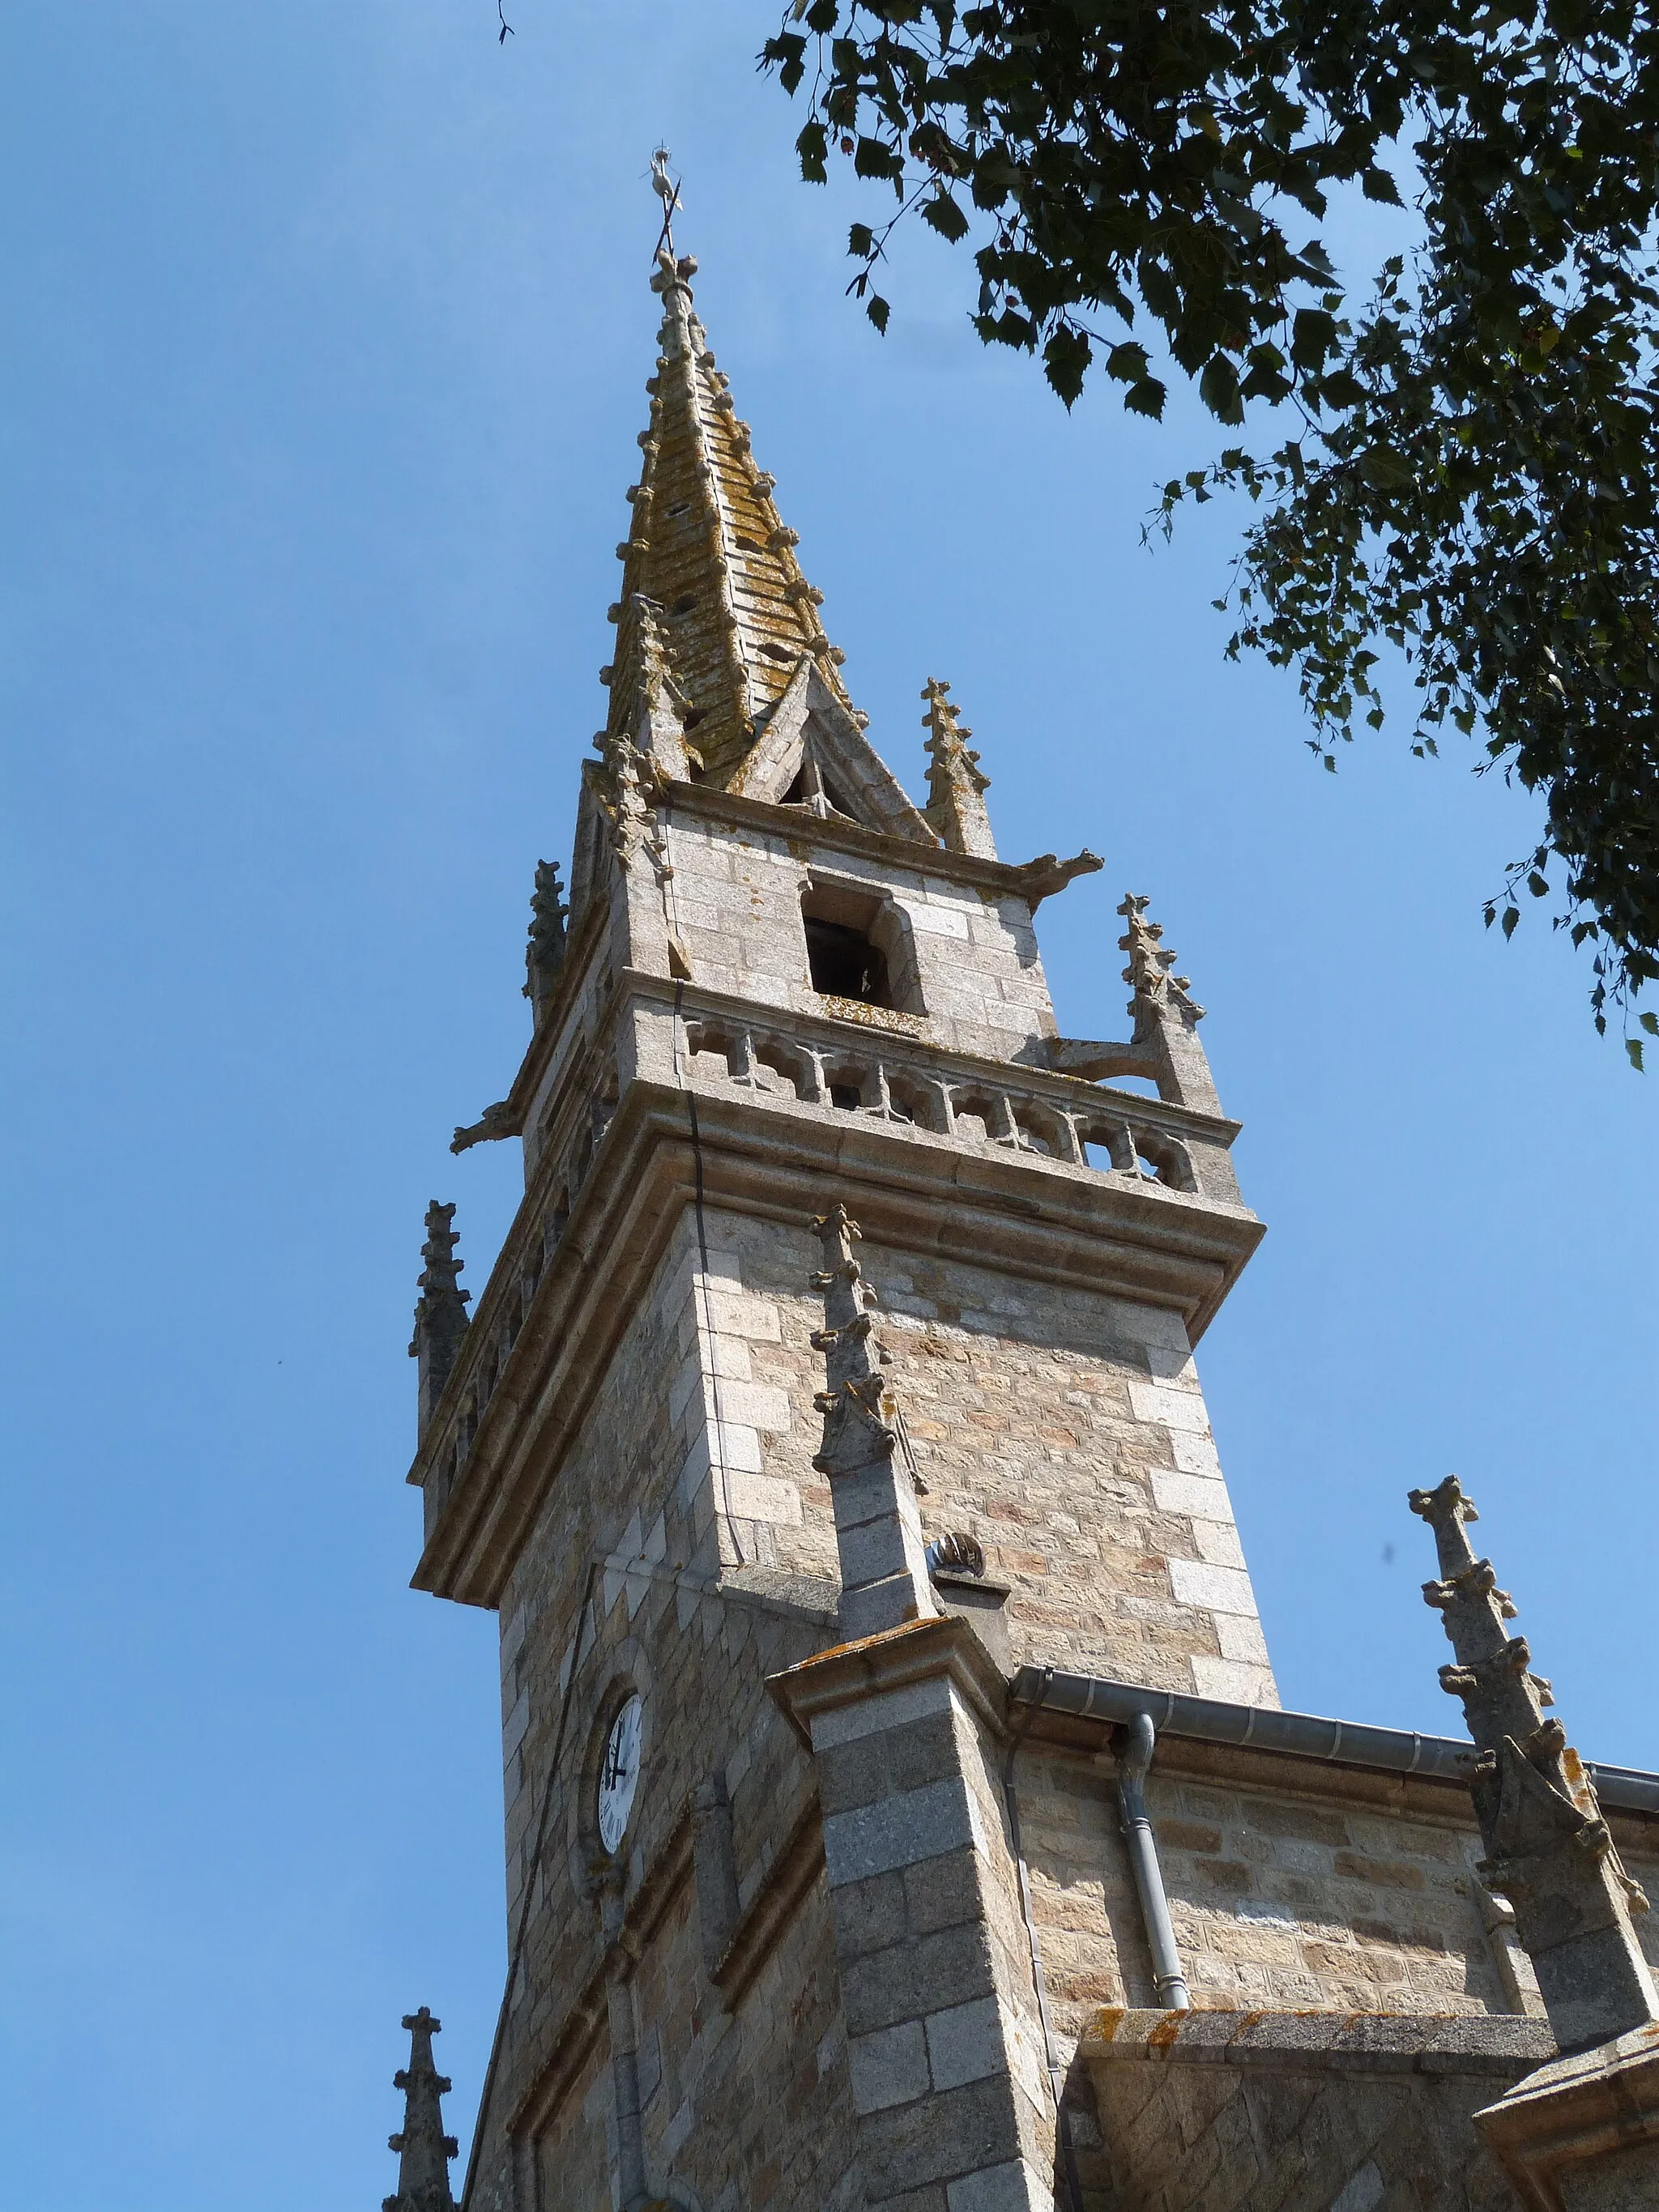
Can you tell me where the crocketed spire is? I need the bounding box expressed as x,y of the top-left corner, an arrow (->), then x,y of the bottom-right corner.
383,2006 -> 458,2212
409,1203 -> 470,1438
1118,893 -> 1204,1032
1410,1476 -> 1658,2052
522,858 -> 567,1025
920,677 -> 996,859
601,198 -> 855,790
808,1203 -> 935,1639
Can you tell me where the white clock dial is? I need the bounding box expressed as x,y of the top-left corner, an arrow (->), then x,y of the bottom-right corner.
597,1694 -> 643,1854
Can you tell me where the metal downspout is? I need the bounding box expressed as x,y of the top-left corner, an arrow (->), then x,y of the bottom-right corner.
1116,1712 -> 1190,2011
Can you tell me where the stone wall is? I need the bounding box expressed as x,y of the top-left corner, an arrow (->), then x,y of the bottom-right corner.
642,1201 -> 1278,1706
653,808 -> 1058,1069
1009,1737 -> 1556,2040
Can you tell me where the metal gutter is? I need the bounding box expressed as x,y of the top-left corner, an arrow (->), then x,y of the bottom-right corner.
1009,1667 -> 1659,1819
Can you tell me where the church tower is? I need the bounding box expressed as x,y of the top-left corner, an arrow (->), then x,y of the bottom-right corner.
399,209 -> 1659,2212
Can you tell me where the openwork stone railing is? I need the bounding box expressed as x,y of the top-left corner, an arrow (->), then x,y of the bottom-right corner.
678,1011 -> 1235,1204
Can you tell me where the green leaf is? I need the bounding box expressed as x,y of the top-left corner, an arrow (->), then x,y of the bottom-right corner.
1125,377 -> 1166,419
1627,1038 -> 1645,1070
1361,167 -> 1402,205
797,121 -> 829,184
867,293 -> 890,335
1199,355 -> 1243,424
1640,1012 -> 1658,1035
848,222 -> 875,258
1358,445 -> 1415,488
1501,906 -> 1520,940
920,190 -> 970,242
854,135 -> 903,181
1290,310 -> 1336,372
1043,325 -> 1091,406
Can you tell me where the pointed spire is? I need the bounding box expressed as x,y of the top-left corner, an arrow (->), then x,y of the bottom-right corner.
522,859 -> 567,1025
920,679 -> 996,859
1409,1476 -> 1658,2052
1118,893 -> 1204,1029
409,1203 -> 470,1438
809,1204 -> 935,1639
1116,893 -> 1222,1115
383,2007 -> 459,2212
601,167 -> 855,790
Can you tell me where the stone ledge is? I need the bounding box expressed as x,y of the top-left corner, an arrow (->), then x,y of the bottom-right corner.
768,1613 -> 1010,1754
1082,2006 -> 1557,2079
1476,2022 -> 1659,2211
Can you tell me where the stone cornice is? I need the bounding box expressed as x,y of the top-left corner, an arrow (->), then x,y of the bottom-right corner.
1085,2005 -> 1555,2078
656,776 -> 1098,908
767,1613 -> 1010,1750
409,1073 -> 1264,1609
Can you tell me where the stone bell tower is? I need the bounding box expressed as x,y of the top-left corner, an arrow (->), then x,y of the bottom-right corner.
401,207 -> 1312,2212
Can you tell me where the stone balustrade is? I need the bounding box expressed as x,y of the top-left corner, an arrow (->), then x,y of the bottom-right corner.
677,1007 -> 1235,1204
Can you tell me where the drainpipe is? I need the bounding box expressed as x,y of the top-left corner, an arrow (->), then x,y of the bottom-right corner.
1116,1712 -> 1190,2011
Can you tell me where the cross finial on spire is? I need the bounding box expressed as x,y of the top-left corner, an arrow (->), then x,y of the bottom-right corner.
383,2006 -> 458,2212
650,147 -> 681,263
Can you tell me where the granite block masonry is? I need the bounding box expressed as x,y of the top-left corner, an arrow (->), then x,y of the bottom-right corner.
380,179 -> 1659,2212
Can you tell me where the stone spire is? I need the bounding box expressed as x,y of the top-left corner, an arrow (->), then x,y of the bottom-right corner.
522,858 -> 567,1025
920,678 -> 996,859
600,182 -> 855,791
383,2006 -> 458,2212
409,1203 -> 470,1439
1410,1475 -> 1657,2053
809,1204 -> 935,1641
1117,892 -> 1222,1115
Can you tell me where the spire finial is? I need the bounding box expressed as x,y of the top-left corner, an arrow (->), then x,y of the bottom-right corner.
1409,1477 -> 1658,2052
807,1203 -> 936,1639
382,2005 -> 458,2212
523,859 -> 568,1023
650,146 -> 682,265
1117,893 -> 1204,1029
920,677 -> 996,859
409,1203 -> 471,1438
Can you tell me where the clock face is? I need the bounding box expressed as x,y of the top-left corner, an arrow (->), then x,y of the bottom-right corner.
597,1694 -> 643,1855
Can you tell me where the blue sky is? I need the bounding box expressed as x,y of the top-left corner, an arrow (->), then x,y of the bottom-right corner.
4,6 -> 1655,2207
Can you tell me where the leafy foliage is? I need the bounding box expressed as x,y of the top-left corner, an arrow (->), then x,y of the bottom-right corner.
761,0 -> 1659,1038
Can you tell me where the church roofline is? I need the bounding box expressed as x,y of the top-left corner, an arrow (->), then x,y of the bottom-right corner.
1009,1665 -> 1659,1821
